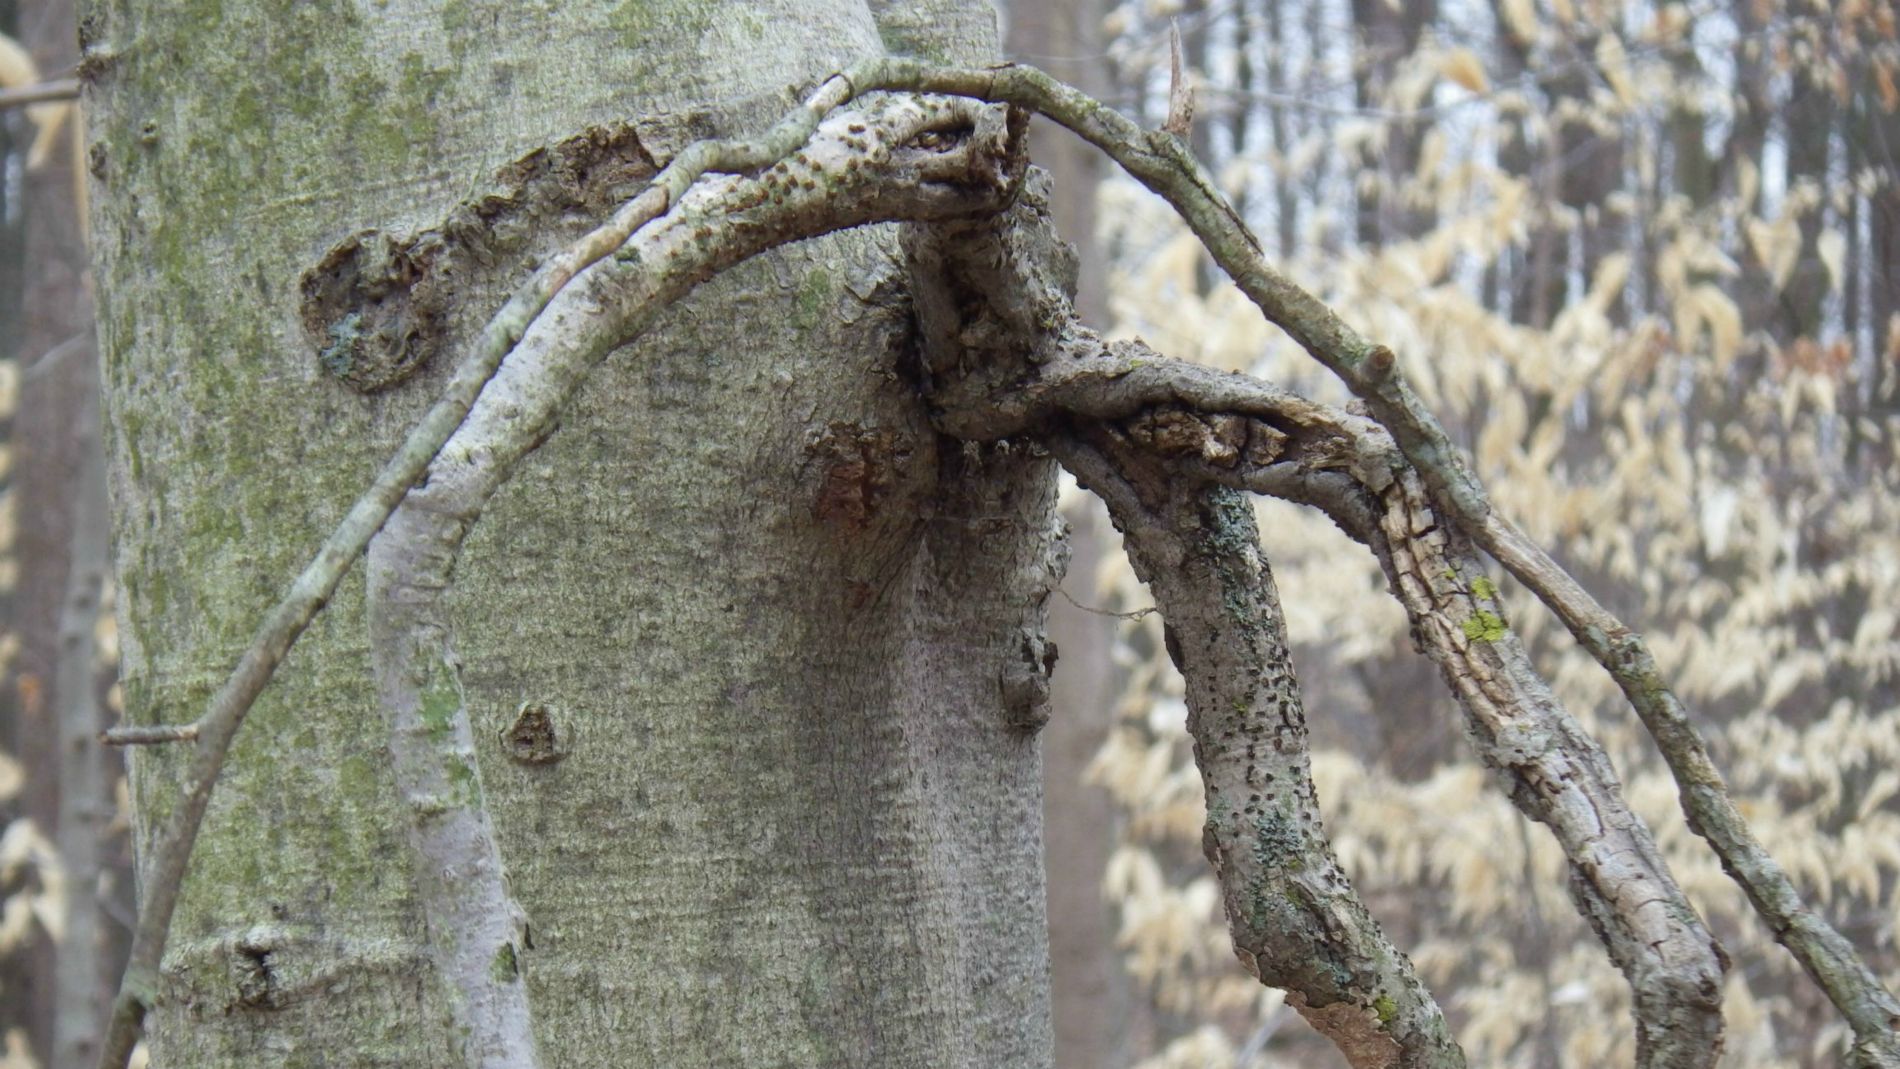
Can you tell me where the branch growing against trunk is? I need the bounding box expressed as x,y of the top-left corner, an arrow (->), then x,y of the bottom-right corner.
906,202 -> 1463,1069
904,196 -> 1725,1067
1060,442 -> 1462,1069
97,53 -> 1895,1068
97,90 -> 1026,1069
855,57 -> 1897,1064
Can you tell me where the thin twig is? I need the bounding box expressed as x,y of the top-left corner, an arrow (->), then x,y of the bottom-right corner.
23,330 -> 92,379
0,77 -> 78,108
1162,21 -> 1193,137
99,724 -> 199,746
1052,584 -> 1157,620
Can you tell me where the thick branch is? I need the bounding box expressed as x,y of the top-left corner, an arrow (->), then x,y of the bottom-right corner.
1056,438 -> 1463,1069
905,198 -> 1725,1066
906,205 -> 1462,1068
853,57 -> 1898,1062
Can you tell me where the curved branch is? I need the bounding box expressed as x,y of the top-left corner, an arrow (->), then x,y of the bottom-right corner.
906,206 -> 1461,1066
1053,434 -> 1464,1069
853,57 -> 1899,1063
100,52 -> 1896,1067
904,200 -> 1724,1066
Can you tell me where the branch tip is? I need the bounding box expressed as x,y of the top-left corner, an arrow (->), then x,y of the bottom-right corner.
1162,22 -> 1195,138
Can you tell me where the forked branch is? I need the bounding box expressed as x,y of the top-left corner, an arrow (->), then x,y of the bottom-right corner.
858,57 -> 1896,1065
905,199 -> 1724,1066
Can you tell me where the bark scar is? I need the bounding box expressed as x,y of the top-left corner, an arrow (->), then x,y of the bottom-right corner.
300,122 -> 657,393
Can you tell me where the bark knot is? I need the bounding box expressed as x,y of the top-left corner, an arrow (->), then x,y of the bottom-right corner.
502,702 -> 567,766
807,421 -> 914,535
301,122 -> 656,393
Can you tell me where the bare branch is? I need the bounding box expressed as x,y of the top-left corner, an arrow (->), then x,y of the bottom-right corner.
1057,435 -> 1465,1068
0,77 -> 78,108
1161,21 -> 1194,138
99,724 -> 199,746
904,194 -> 1726,1065
97,51 -> 1897,1067
850,57 -> 1900,1063
906,204 -> 1465,1067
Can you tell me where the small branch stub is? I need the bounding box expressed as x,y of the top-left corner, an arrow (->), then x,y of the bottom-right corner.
101,723 -> 200,746
1162,22 -> 1195,138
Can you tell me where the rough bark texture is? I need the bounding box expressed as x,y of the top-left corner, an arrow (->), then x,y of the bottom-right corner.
904,197 -> 1464,1069
84,2 -> 1056,1066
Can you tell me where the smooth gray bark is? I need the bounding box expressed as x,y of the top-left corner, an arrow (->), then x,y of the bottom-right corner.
85,2 -> 1056,1066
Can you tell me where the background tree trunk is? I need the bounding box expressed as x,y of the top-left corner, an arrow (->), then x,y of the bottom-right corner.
82,2 -> 1057,1066
2,1 -> 127,1065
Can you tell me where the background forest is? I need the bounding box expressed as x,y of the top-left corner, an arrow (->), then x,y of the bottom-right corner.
2,1 -> 1897,1067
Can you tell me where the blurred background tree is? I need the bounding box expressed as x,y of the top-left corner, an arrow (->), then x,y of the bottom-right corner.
0,2 -> 127,1068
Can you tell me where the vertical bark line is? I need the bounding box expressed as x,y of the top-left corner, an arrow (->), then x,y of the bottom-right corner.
1049,437 -> 1462,1069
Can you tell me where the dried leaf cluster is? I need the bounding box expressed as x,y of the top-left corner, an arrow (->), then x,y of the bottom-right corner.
1084,1 -> 1900,1064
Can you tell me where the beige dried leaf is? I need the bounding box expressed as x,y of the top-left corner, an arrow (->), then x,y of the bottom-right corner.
1500,0 -> 1539,42
0,1028 -> 42,1069
0,819 -> 64,949
1689,283 -> 1745,368
1736,156 -> 1760,211
0,32 -> 73,170
1818,228 -> 1847,294
1596,35 -> 1636,108
1438,47 -> 1490,93
1746,214 -> 1802,292
0,32 -> 36,90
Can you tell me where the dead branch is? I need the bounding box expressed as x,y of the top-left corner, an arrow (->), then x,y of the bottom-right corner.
904,193 -> 1726,1066
854,57 -> 1897,1065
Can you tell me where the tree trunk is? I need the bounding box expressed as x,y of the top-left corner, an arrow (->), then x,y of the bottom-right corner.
82,2 -> 1057,1066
